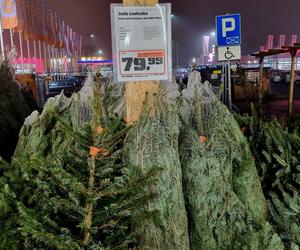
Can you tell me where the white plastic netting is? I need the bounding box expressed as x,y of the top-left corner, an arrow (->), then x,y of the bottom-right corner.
14,71 -> 278,249
174,71 -> 219,136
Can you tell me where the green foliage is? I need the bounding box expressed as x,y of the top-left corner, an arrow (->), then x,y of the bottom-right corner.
287,114 -> 300,134
0,81 -> 159,249
235,112 -> 300,248
179,87 -> 270,250
261,92 -> 278,112
3,73 -> 299,250
0,157 -> 9,174
0,115 -> 159,249
260,223 -> 285,250
125,93 -> 190,250
0,61 -> 36,161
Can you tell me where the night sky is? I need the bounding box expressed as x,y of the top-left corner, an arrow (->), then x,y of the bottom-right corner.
49,0 -> 300,65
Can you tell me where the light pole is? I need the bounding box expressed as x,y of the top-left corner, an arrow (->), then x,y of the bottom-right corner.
82,34 -> 97,56
210,31 -> 216,63
171,14 -> 179,68
175,41 -> 179,68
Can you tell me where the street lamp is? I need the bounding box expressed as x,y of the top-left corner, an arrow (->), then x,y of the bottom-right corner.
83,34 -> 97,56
210,31 -> 217,63
175,41 -> 179,68
171,14 -> 179,67
98,50 -> 103,55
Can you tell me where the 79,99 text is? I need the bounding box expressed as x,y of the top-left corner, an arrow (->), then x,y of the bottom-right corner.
122,57 -> 163,72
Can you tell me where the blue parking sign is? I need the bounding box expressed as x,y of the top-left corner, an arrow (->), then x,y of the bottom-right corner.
216,14 -> 241,46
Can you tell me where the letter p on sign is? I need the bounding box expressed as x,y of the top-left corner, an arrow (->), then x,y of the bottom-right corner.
222,18 -> 235,37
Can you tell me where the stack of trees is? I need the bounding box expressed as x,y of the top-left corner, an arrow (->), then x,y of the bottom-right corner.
0,71 -> 293,249
0,61 -> 36,161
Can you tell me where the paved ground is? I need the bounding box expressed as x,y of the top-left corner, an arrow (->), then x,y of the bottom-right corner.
234,98 -> 300,117
234,82 -> 300,117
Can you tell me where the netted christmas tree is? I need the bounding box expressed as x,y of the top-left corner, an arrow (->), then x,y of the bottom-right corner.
124,92 -> 190,250
0,60 -> 36,161
0,75 -> 159,249
235,112 -> 300,249
178,79 -> 285,249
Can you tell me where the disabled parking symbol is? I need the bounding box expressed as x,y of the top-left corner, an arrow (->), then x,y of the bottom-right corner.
224,47 -> 234,60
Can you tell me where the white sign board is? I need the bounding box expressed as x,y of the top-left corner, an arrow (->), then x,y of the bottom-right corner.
217,45 -> 241,61
111,4 -> 172,82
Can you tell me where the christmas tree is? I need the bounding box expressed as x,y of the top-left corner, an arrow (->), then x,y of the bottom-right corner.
0,77 -> 159,249
235,111 -> 300,249
0,61 -> 36,161
1,72 -> 297,249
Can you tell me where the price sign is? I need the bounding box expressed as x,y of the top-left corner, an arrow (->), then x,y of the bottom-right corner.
111,4 -> 172,82
120,50 -> 165,76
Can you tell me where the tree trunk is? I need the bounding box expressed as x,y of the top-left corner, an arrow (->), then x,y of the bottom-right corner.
123,0 -> 159,124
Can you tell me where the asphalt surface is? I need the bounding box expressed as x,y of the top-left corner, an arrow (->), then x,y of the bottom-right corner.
234,82 -> 300,116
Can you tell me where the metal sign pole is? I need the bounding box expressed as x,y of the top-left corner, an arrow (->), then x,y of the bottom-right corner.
228,60 -> 232,110
222,63 -> 227,104
216,13 -> 241,110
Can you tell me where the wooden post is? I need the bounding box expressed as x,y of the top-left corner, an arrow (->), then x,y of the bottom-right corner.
289,50 -> 297,116
123,0 -> 159,124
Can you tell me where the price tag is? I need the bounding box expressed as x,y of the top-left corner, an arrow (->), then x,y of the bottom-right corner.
120,50 -> 165,77
111,4 -> 172,82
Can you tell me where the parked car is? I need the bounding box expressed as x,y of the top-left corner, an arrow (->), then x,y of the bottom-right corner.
48,81 -> 78,97
67,75 -> 86,86
271,73 -> 282,83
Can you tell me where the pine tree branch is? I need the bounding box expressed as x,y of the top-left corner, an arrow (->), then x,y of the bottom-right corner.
81,156 -> 96,247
